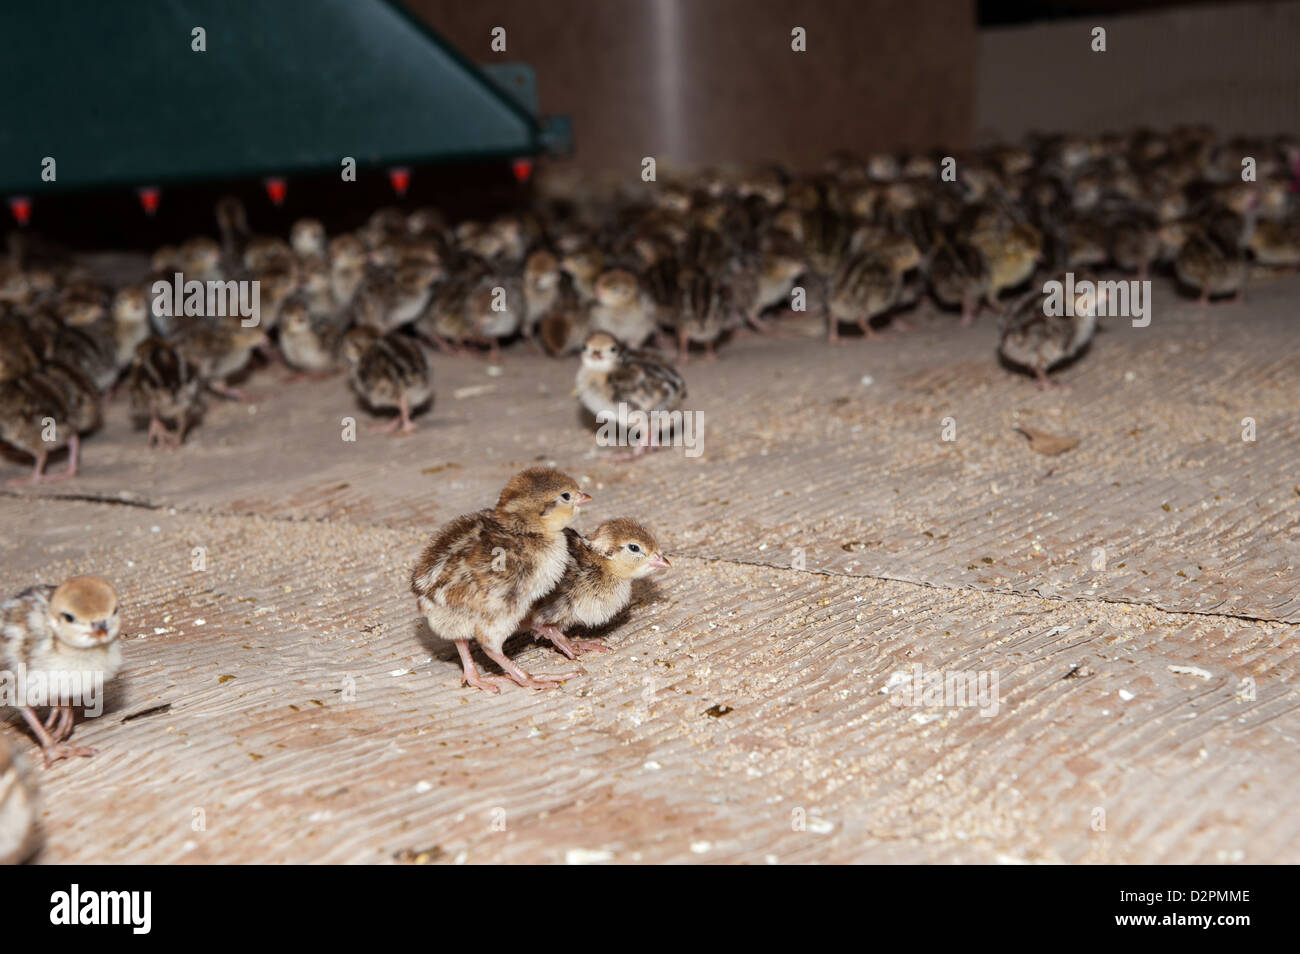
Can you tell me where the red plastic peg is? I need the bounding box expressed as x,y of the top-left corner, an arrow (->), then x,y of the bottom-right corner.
389,167 -> 411,196
9,197 -> 31,226
264,177 -> 287,206
138,187 -> 160,216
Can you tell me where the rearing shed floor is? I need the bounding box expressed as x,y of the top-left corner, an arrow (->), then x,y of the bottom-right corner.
3,273 -> 1297,863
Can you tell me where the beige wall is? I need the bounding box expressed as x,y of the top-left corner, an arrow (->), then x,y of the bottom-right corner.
402,0 -> 978,171
975,1 -> 1300,143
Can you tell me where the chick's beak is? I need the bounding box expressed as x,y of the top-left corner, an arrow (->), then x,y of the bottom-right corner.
648,552 -> 671,569
92,621 -> 110,637
575,491 -> 593,505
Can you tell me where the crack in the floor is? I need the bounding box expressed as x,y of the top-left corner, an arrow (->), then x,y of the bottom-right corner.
6,488 -> 1296,628
670,552 -> 1300,628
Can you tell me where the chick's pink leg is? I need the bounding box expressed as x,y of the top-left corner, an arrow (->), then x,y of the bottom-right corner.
43,705 -> 74,741
481,646 -> 580,690
19,707 -> 95,767
534,624 -> 611,659
41,434 -> 80,482
52,706 -> 75,742
396,394 -> 418,436
8,448 -> 49,486
454,639 -> 503,694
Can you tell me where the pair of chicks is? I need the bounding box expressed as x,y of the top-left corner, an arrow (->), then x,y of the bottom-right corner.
411,468 -> 669,692
1,576 -> 123,768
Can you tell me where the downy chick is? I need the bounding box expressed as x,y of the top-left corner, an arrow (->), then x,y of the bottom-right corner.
527,519 -> 669,659
1246,214 -> 1300,267
110,286 -> 152,373
328,234 -> 369,310
0,371 -> 70,486
410,468 -> 591,692
675,266 -> 738,360
753,234 -> 807,315
827,235 -> 922,342
521,250 -> 562,342
0,344 -> 97,484
127,336 -> 202,447
972,221 -> 1043,306
290,218 -> 327,261
353,260 -> 440,334
588,269 -> 655,347
277,298 -> 349,378
0,733 -> 38,862
464,274 -> 525,361
577,332 -> 687,458
30,358 -> 100,479
1175,225 -> 1249,304
1106,205 -> 1161,279
928,231 -> 990,325
173,321 -> 268,400
998,276 -> 1106,389
341,327 -> 432,435
0,576 -> 122,766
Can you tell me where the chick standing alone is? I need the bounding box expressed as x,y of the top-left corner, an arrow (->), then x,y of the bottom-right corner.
576,332 -> 686,459
341,327 -> 433,436
998,276 -> 1106,389
528,519 -> 670,659
411,469 -> 592,692
1,577 -> 123,766
126,336 -> 202,447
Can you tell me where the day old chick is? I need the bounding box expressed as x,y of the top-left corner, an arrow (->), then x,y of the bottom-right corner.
827,235 -> 922,342
577,332 -> 687,458
411,468 -> 591,692
1175,224 -> 1249,304
998,276 -> 1106,389
278,298 -> 349,378
127,336 -> 202,447
527,519 -> 669,659
588,269 -> 655,348
1,577 -> 123,766
0,367 -> 89,485
341,327 -> 432,435
173,320 -> 267,401
927,232 -> 990,326
674,266 -> 738,361
0,733 -> 38,863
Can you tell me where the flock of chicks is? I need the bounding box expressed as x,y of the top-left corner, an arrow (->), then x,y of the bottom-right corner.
2,125 -> 1298,860
0,467 -> 665,861
2,125 -> 1298,480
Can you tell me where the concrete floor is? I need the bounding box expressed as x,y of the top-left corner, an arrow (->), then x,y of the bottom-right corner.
2,272 -> 1297,863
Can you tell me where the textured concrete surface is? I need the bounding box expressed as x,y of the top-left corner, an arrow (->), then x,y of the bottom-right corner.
2,272 -> 1297,864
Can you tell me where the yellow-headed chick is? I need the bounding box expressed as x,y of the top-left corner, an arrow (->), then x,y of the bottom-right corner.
410,468 -> 592,692
1,576 -> 123,766
527,519 -> 670,659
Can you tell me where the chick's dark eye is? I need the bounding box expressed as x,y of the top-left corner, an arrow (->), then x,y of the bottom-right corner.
61,612 -> 74,623
561,492 -> 572,502
628,543 -> 641,553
